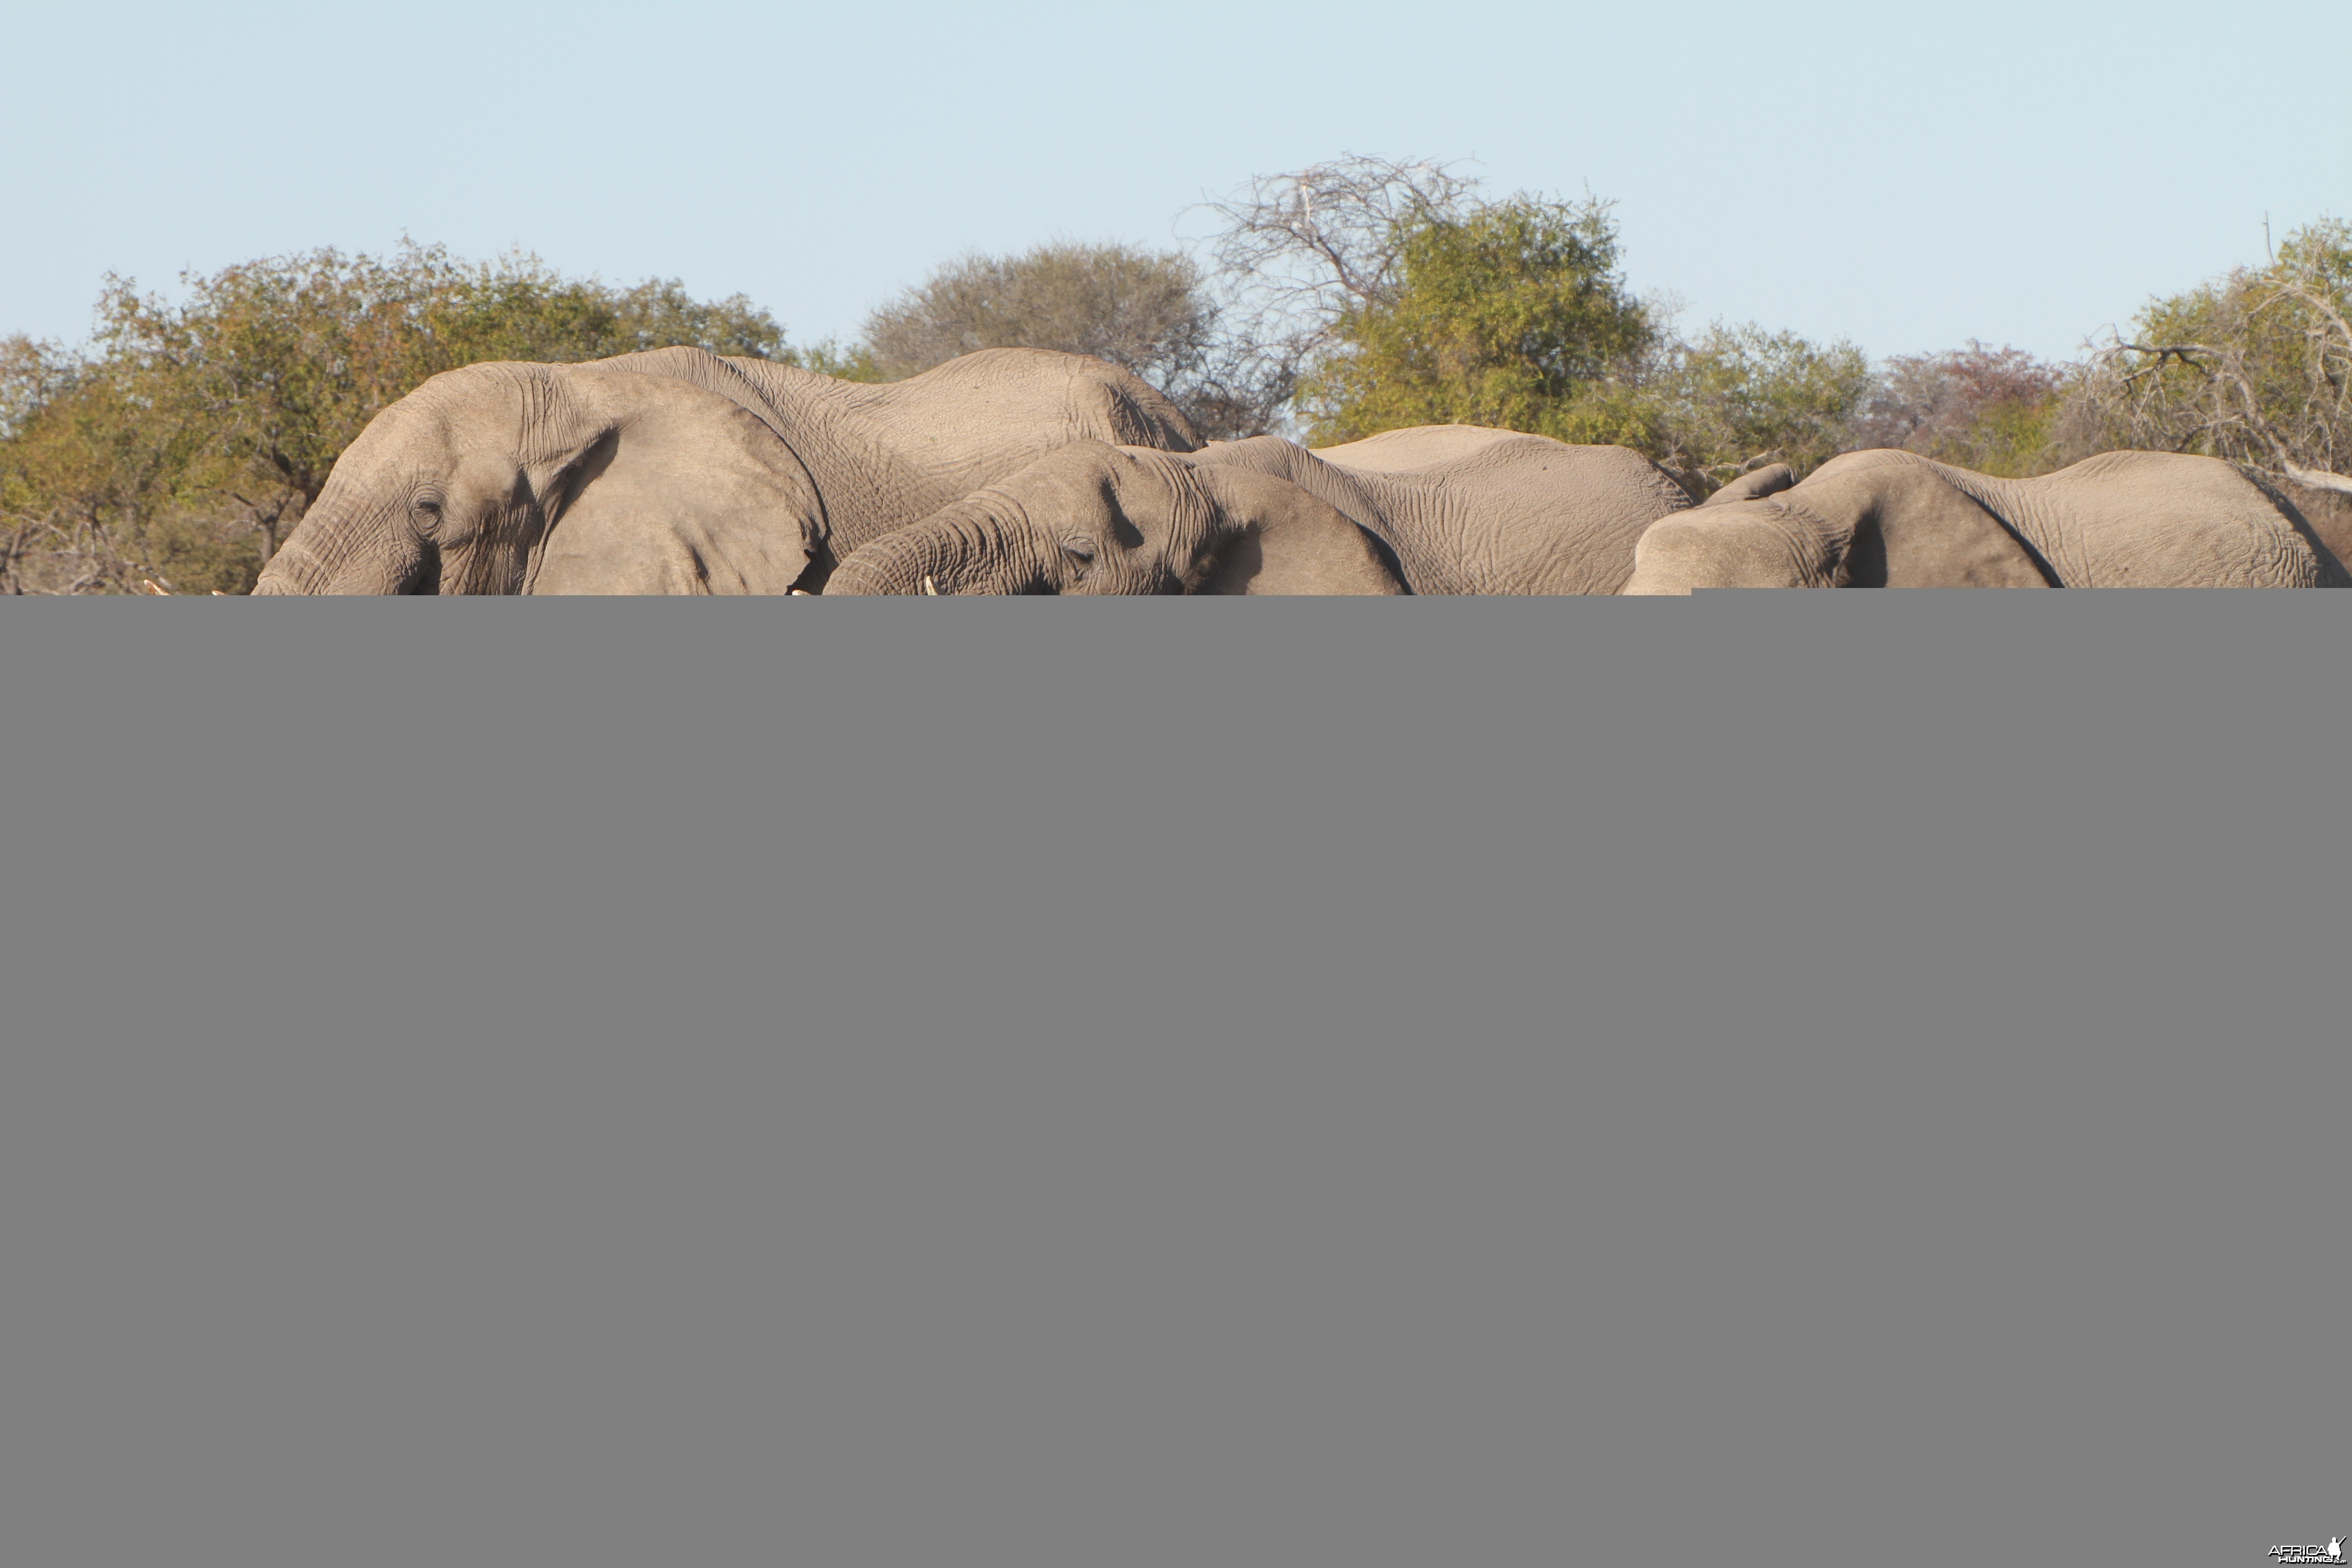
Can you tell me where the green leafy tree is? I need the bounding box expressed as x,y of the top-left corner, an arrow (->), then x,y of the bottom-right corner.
1,329 -> 240,594
1297,195 -> 1656,446
1646,323 -> 1876,491
1285,187 -> 1877,496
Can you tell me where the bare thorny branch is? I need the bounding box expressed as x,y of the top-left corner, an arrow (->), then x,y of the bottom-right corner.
2080,253 -> 2352,495
1196,154 -> 1479,318
1182,155 -> 1482,435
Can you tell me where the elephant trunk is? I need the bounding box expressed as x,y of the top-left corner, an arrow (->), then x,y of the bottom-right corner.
251,497 -> 435,595
250,538 -> 334,594
823,495 -> 1051,595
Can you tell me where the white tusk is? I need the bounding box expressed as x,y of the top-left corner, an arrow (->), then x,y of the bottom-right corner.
789,588 -> 812,596
922,575 -> 939,596
142,579 -> 171,596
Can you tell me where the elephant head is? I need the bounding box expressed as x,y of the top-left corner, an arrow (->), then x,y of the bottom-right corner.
822,441 -> 1406,596
251,361 -> 826,594
1623,451 -> 2055,592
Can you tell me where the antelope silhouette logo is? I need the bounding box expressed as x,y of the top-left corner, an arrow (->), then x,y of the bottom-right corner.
2328,1538 -> 2342,1561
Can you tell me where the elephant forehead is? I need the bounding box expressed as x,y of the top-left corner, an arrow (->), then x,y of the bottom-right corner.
363,364 -> 584,464
340,397 -> 446,455
995,446 -> 1123,514
313,407 -> 475,501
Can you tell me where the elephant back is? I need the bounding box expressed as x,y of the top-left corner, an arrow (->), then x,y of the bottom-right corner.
1316,429 -> 1695,595
859,348 -> 1202,456
1958,451 -> 2335,588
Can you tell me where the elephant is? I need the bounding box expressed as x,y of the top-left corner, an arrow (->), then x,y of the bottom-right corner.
824,425 -> 1698,595
1200,427 -> 1695,595
821,439 -> 1406,596
249,347 -> 1201,594
1623,448 -> 2352,591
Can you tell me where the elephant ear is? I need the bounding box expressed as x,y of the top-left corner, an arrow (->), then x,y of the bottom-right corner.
527,366 -> 826,595
1851,488 -> 2055,588
1183,462 -> 1408,595
1803,453 -> 2056,588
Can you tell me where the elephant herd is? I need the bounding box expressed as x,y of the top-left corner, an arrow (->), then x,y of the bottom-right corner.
250,346 -> 2352,596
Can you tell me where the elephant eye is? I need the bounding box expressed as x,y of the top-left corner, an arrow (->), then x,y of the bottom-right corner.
1062,534 -> 1097,562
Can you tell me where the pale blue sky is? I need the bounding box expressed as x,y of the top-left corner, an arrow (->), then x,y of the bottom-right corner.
3,1 -> 2344,363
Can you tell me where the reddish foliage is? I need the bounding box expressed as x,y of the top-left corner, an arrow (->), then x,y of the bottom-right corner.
1850,340 -> 2065,454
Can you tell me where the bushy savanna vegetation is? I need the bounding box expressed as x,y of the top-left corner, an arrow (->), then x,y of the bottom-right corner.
2059,219 -> 2352,481
5,157 -> 2345,593
0,244 -> 862,594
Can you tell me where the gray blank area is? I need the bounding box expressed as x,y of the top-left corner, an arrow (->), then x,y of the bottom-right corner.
2,595 -> 2344,1568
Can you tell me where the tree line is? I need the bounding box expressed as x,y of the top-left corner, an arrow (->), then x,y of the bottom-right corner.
5,155 -> 2347,594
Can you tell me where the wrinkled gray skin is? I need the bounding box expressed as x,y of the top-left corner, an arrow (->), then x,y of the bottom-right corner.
824,440 -> 1406,596
1208,427 -> 1695,595
827,424 -> 1695,596
2268,473 -> 2352,571
250,348 -> 1199,594
1626,449 -> 2352,591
